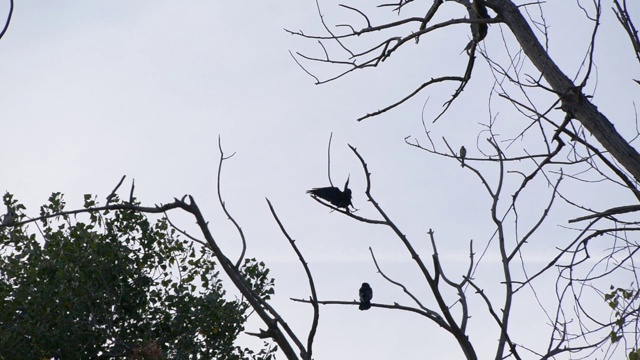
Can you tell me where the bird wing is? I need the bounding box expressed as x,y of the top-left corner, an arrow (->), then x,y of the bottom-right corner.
308,187 -> 342,203
308,186 -> 353,209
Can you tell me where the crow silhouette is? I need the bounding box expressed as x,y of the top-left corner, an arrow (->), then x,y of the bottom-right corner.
307,178 -> 352,210
359,282 -> 373,311
472,0 -> 489,42
463,0 -> 490,52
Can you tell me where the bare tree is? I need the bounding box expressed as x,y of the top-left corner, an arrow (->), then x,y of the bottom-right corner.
288,0 -> 640,177
283,0 -> 640,359
3,1 -> 640,359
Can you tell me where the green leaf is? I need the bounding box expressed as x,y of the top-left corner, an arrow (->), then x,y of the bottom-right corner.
610,331 -> 620,343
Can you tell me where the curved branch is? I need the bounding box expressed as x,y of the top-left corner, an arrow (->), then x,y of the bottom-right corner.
309,195 -> 387,224
0,0 -> 13,42
216,137 -> 247,268
290,297 -> 452,330
465,278 -> 523,360
185,195 -> 306,360
569,204 -> 640,223
613,0 -> 640,65
266,199 -> 319,360
369,247 -> 428,311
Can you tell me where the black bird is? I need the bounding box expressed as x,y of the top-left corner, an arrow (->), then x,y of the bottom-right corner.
359,282 -> 373,311
307,178 -> 352,210
459,145 -> 467,168
472,0 -> 489,42
463,0 -> 490,52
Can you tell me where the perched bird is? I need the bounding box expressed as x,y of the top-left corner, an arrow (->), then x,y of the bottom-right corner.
463,0 -> 490,52
472,0 -> 489,42
359,282 -> 373,311
1,205 -> 16,226
307,177 -> 352,210
459,146 -> 467,168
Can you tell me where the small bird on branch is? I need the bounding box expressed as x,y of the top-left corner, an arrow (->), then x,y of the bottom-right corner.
472,0 -> 489,42
359,282 -> 373,311
464,0 -> 490,52
307,177 -> 353,210
459,146 -> 467,168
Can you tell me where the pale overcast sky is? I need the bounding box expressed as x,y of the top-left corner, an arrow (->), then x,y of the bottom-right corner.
1,1 -> 639,359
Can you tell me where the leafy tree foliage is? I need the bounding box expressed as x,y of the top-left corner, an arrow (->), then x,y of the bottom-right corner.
0,192 -> 275,360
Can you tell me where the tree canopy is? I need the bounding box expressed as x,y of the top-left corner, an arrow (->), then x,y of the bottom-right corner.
0,192 -> 275,360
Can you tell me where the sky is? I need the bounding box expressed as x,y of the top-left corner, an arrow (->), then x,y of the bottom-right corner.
1,0 -> 639,359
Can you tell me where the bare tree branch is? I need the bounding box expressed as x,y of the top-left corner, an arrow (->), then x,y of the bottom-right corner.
0,0 -> 13,42
266,199 -> 320,359
216,137 -> 247,268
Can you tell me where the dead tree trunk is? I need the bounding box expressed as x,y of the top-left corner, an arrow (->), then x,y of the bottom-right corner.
487,0 -> 640,183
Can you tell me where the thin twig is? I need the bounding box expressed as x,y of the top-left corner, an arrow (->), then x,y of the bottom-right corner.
216,136 -> 247,268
